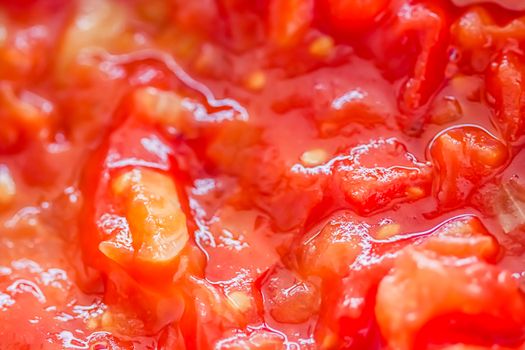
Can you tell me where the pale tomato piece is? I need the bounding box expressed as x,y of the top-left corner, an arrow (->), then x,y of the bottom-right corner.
430,126 -> 508,209
451,7 -> 494,72
0,165 -> 16,208
493,177 -> 525,234
82,111 -> 199,288
192,278 -> 253,326
376,248 -> 525,350
0,83 -> 55,152
0,14 -> 56,81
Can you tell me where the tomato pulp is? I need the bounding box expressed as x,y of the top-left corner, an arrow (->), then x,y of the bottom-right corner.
1,0 -> 525,349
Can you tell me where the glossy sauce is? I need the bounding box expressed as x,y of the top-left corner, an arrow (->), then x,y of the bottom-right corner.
1,0 -> 525,349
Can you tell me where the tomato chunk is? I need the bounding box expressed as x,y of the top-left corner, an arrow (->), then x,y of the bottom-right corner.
420,216 -> 499,261
430,126 -> 508,210
376,248 -> 525,349
298,211 -> 365,278
81,107 -> 196,287
452,8 -> 525,72
332,138 -> 432,214
187,277 -> 258,347
313,215 -> 499,349
101,167 -> 188,268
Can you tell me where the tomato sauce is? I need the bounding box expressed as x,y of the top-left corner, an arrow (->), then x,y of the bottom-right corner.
1,0 -> 525,349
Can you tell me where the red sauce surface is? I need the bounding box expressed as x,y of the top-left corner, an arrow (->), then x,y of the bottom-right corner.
1,0 -> 525,349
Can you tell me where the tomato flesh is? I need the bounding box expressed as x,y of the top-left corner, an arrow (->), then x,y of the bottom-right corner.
2,1 -> 525,349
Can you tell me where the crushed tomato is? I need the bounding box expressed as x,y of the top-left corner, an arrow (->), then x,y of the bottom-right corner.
1,0 -> 525,349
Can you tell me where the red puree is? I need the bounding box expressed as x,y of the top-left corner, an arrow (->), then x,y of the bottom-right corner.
1,0 -> 525,349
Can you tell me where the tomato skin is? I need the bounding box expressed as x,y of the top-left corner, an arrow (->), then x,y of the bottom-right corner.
324,0 -> 390,32
394,3 -> 450,123
486,51 -> 525,142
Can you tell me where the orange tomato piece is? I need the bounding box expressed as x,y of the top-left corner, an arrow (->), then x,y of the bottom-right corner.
102,168 -> 188,268
452,8 -> 525,71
